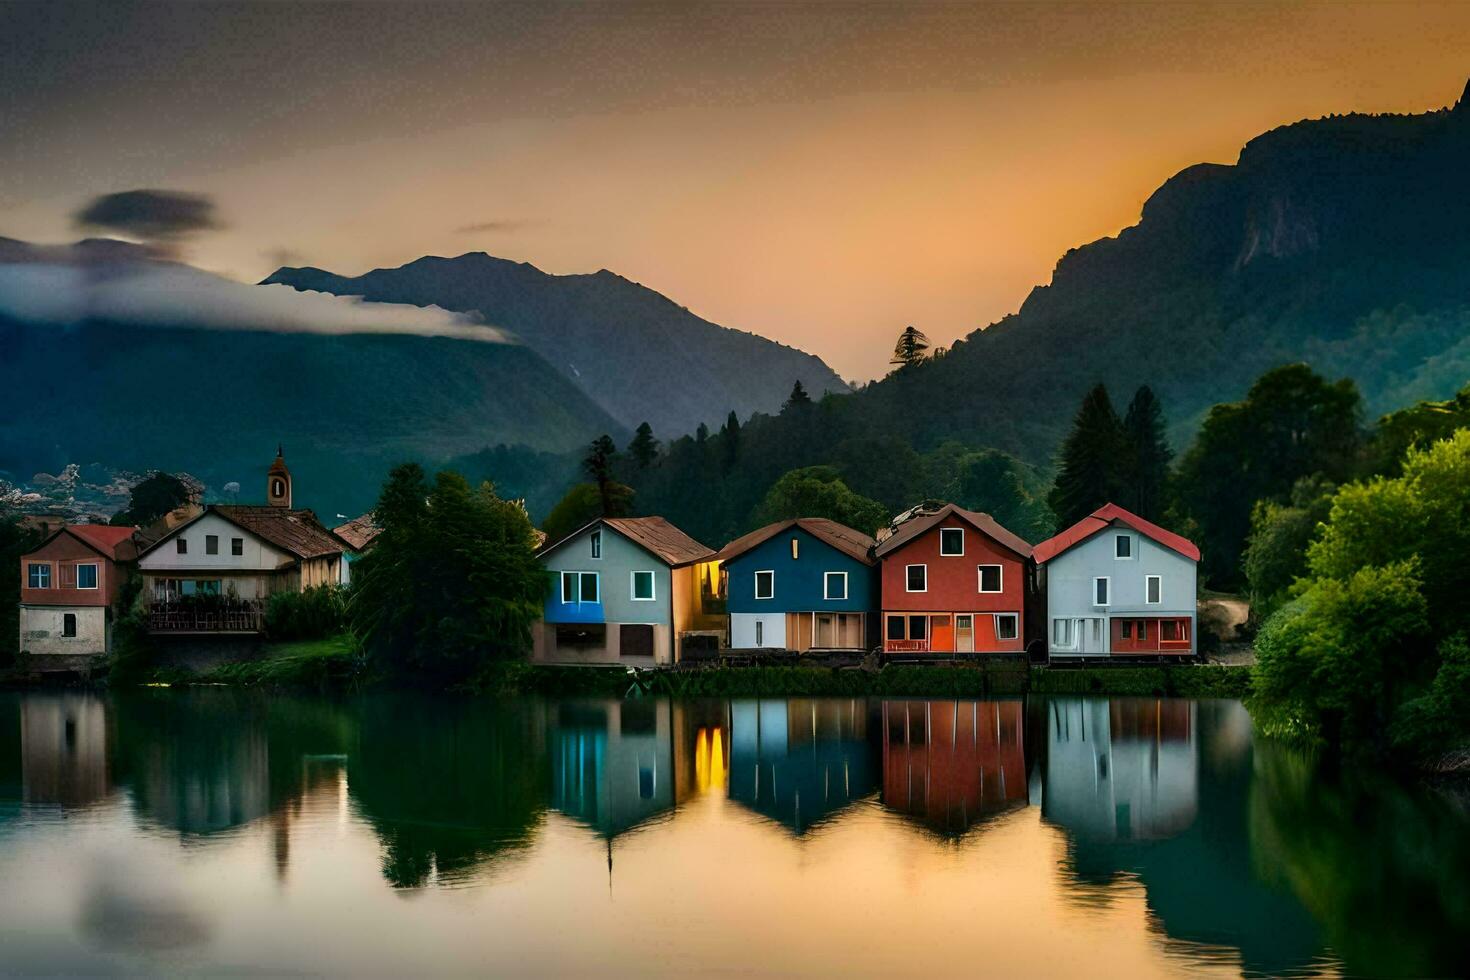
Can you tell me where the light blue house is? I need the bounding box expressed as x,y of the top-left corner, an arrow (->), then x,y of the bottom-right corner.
533,517 -> 721,665
717,518 -> 879,652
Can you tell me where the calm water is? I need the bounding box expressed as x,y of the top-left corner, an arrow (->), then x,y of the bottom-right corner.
1,691 -> 1467,978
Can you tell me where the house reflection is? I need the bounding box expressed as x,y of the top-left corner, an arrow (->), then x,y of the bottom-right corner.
18,692 -> 114,808
1041,697 -> 1197,842
548,699 -> 675,838
725,698 -> 878,834
672,699 -> 730,800
880,699 -> 1027,835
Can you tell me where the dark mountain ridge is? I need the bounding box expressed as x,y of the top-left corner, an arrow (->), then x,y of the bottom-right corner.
263,252 -> 848,438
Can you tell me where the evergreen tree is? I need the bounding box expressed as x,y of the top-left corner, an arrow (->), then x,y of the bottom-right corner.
582,434 -> 621,515
1048,383 -> 1126,529
627,422 -> 660,470
783,380 -> 812,411
1121,385 -> 1173,521
695,422 -> 709,444
720,411 -> 741,472
890,325 -> 931,369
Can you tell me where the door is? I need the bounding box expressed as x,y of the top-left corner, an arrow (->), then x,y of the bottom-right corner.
930,615 -> 954,653
955,615 -> 974,653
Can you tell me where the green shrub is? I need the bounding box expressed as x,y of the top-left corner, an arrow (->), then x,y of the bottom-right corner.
265,584 -> 348,641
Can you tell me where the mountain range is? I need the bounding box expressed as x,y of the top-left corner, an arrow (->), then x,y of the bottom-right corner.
263,254 -> 847,438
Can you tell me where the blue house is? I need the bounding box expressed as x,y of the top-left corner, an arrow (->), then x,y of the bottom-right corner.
717,518 -> 879,652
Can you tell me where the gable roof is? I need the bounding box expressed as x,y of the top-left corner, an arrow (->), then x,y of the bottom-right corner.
1032,503 -> 1201,565
539,516 -> 714,567
136,505 -> 344,562
31,524 -> 139,562
873,503 -> 1033,560
333,512 -> 382,552
717,518 -> 877,565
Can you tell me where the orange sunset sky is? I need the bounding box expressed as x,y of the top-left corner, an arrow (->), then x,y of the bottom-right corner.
3,1 -> 1469,379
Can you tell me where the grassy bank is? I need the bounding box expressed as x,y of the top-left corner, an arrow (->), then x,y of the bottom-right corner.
171,636 -> 362,687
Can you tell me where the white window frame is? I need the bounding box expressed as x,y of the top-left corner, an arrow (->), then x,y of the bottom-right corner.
579,571 -> 600,603
630,570 -> 656,601
1146,574 -> 1162,604
28,563 -> 50,589
1052,618 -> 1076,649
994,613 -> 1019,641
590,529 -> 602,560
977,563 -> 1003,593
905,564 -> 928,593
755,569 -> 775,600
561,570 -> 600,604
76,562 -> 99,590
1093,576 -> 1111,606
824,571 -> 848,601
939,527 -> 964,557
1114,533 -> 1134,560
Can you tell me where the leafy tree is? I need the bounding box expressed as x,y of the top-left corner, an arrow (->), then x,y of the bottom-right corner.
1120,385 -> 1172,521
890,325 -> 931,369
952,449 -> 1055,541
1176,365 -> 1362,587
751,466 -> 890,535
1048,383 -> 1125,529
783,380 -> 812,412
1241,475 -> 1336,617
349,465 -> 545,685
1369,382 -> 1470,474
111,472 -> 193,527
627,422 -> 660,470
541,482 -> 625,545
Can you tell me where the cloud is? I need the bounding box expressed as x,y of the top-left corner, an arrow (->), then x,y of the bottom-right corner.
73,189 -> 222,241
0,238 -> 511,343
261,246 -> 306,268
453,219 -> 534,234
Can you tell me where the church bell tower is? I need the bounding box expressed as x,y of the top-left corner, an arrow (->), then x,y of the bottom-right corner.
267,445 -> 292,508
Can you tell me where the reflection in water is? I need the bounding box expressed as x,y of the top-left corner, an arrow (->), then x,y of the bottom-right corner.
0,690 -> 1467,976
881,699 -> 1027,835
726,698 -> 878,834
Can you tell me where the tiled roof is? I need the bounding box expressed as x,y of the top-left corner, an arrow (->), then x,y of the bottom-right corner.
872,503 -> 1033,559
603,517 -> 715,567
333,512 -> 382,552
66,524 -> 140,560
210,505 -> 345,560
1032,503 -> 1200,565
717,518 -> 876,565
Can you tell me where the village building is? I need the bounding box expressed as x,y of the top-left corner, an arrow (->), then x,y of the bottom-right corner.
717,518 -> 878,652
533,517 -> 722,666
17,524 -> 138,658
133,450 -> 346,634
873,503 -> 1034,655
1033,503 -> 1200,658
332,512 -> 382,584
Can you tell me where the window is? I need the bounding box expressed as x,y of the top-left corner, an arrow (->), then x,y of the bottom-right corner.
206,534 -> 219,555
994,613 -> 1018,640
271,478 -> 285,498
590,530 -> 602,559
1162,620 -> 1182,641
1146,575 -> 1162,604
76,563 -> 98,590
176,538 -> 188,555
1121,620 -> 1133,639
561,571 -> 576,603
824,571 -> 848,600
631,570 -> 655,601
62,613 -> 77,638
886,616 -> 905,641
231,537 -> 244,556
579,572 -> 599,603
939,527 -> 964,556
28,563 -> 50,589
1053,619 -> 1075,647
977,564 -> 1002,593
908,615 -> 927,641
755,570 -> 775,600
1138,620 -> 1147,640
561,571 -> 600,603
906,564 -> 927,592
1115,534 -> 1133,559
755,620 -> 765,646
1094,577 -> 1110,605
790,537 -> 799,559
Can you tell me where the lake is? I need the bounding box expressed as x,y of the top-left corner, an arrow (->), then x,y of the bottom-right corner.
0,690 -> 1466,978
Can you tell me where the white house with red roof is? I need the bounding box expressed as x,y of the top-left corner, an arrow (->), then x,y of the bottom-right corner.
1033,503 -> 1200,658
18,523 -> 139,657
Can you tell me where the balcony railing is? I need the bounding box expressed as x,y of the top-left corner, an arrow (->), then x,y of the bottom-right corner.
147,599 -> 265,634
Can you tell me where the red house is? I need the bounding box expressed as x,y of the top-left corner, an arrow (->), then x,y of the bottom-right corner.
874,504 -> 1033,655
18,524 -> 139,658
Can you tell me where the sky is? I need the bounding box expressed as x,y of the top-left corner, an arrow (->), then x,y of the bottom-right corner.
3,2 -> 1469,381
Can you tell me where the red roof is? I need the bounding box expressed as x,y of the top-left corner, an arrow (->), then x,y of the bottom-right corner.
1032,503 -> 1200,565
873,503 -> 1033,560
66,524 -> 139,560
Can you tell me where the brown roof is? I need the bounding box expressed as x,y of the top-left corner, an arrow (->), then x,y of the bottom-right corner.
333,512 -> 382,552
717,518 -> 876,565
872,503 -> 1033,560
602,517 -> 715,567
213,506 -> 344,560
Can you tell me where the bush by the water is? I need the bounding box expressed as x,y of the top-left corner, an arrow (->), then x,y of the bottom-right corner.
266,585 -> 348,641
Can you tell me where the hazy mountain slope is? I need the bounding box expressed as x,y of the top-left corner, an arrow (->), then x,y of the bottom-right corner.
263,253 -> 848,438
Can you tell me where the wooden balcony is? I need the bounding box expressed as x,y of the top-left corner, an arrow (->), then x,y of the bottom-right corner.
147,600 -> 265,634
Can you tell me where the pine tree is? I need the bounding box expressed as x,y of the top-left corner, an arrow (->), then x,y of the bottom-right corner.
719,411 -> 742,472
582,434 -> 621,515
783,379 -> 813,411
1048,384 -> 1126,529
1121,385 -> 1173,521
890,325 -> 931,369
628,422 -> 660,470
